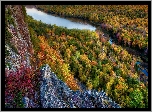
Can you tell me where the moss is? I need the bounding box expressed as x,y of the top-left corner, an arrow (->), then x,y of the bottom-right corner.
22,5 -> 27,23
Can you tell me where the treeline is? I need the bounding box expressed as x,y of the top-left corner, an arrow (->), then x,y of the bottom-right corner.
27,15 -> 148,108
36,5 -> 148,57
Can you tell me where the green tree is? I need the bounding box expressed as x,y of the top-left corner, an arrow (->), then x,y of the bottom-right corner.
129,89 -> 144,108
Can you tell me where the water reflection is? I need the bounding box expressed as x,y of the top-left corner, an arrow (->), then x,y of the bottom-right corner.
25,8 -> 96,31
26,7 -> 148,77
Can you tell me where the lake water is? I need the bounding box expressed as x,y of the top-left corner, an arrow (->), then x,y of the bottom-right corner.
25,7 -> 96,31
25,7 -> 148,77
136,62 -> 148,76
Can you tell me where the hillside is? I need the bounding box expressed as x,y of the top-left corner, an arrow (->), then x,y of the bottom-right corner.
36,5 -> 148,63
5,5 -> 148,108
5,5 -> 120,108
5,5 -> 39,108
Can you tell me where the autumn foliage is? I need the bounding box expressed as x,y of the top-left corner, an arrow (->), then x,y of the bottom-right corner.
27,13 -> 148,108
5,66 -> 35,107
36,5 -> 148,56
37,35 -> 80,90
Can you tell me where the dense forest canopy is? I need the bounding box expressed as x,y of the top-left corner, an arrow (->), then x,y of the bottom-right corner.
36,5 -> 148,57
27,13 -> 148,108
5,5 -> 149,108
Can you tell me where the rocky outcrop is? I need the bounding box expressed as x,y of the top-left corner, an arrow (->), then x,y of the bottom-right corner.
40,64 -> 121,108
5,5 -> 36,108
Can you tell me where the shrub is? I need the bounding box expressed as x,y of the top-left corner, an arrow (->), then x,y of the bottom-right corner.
5,66 -> 34,107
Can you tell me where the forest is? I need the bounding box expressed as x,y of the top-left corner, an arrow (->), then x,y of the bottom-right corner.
27,12 -> 148,108
5,5 -> 148,108
36,5 -> 148,59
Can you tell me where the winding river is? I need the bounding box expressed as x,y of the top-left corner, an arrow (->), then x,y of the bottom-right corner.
25,7 -> 148,76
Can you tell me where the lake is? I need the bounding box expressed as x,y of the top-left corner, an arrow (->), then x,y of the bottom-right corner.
25,7 -> 148,76
25,7 -> 96,31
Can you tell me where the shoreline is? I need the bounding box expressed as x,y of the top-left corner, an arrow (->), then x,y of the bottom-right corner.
27,6 -> 148,75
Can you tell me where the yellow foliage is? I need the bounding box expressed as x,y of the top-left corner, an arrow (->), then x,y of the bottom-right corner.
69,45 -> 76,52
67,35 -> 73,40
140,83 -> 146,89
105,63 -> 113,72
98,52 -> 106,60
115,84 -> 123,90
110,70 -> 116,77
113,46 -> 118,52
87,80 -> 93,90
119,77 -> 125,82
128,88 -> 134,93
65,48 -> 71,58
106,77 -> 115,93
80,54 -> 91,64
65,75 -> 80,91
99,71 -> 104,77
37,51 -> 45,60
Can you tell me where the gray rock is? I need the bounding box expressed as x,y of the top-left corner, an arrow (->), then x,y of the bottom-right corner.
40,64 -> 121,108
22,96 -> 29,108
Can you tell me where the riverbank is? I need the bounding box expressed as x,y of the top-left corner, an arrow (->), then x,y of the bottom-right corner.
96,26 -> 148,70
27,6 -> 148,78
5,5 -> 148,108
35,5 -> 148,52
34,5 -> 99,28
34,5 -> 148,63
27,8 -> 149,107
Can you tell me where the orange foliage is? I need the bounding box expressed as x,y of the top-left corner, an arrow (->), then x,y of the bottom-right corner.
37,36 -> 80,91
100,37 -> 106,43
115,84 -> 123,90
66,75 -> 80,91
40,43 -> 45,51
91,60 -> 98,66
37,51 -> 45,60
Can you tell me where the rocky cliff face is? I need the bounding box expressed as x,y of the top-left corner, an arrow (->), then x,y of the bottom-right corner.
5,5 -> 34,73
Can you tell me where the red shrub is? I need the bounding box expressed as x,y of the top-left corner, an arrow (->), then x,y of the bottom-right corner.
5,66 -> 34,104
